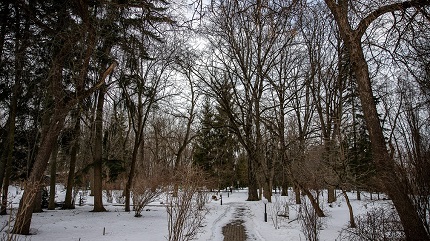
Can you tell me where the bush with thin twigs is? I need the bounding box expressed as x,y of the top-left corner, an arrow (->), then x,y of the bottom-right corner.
132,173 -> 165,218
269,194 -> 290,229
298,197 -> 324,241
166,166 -> 210,241
338,206 -> 405,241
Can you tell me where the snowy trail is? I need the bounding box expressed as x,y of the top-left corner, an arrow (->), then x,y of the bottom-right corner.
207,199 -> 265,241
207,202 -> 233,241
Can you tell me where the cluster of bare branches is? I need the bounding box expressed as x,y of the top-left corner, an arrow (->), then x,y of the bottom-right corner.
132,169 -> 166,217
298,197 -> 325,241
269,194 -> 290,229
132,172 -> 166,218
166,166 -> 210,241
338,206 -> 405,241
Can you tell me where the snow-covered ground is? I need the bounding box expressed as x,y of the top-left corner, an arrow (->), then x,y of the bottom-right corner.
0,186 -> 391,240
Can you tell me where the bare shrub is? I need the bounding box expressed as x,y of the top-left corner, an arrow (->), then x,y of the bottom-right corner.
269,194 -> 289,229
132,173 -> 165,218
298,197 -> 324,241
338,206 -> 405,241
166,166 -> 210,241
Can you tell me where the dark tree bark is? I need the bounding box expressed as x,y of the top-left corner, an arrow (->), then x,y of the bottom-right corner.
63,112 -> 81,209
48,141 -> 58,210
0,83 -> 18,215
324,1 -> 430,239
342,189 -> 356,228
92,86 -> 107,212
124,134 -> 139,212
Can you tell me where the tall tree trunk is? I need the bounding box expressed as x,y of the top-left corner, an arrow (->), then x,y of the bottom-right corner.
327,188 -> 336,203
124,137 -> 139,212
324,1 -> 430,239
48,141 -> 58,210
33,188 -> 43,213
92,87 -> 107,212
11,39 -> 115,236
0,82 -> 18,215
281,174 -> 288,196
247,155 -> 259,201
294,185 -> 301,204
63,112 -> 81,209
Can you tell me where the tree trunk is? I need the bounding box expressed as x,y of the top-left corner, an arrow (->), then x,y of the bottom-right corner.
247,156 -> 259,201
124,138 -> 139,212
33,188 -> 43,213
349,28 -> 428,241
63,112 -> 80,209
342,189 -> 356,228
263,179 -> 272,202
281,171 -> 289,196
0,82 -> 18,215
48,141 -> 58,210
328,188 -> 336,203
295,180 -> 325,217
294,185 -> 301,204
92,87 -> 106,212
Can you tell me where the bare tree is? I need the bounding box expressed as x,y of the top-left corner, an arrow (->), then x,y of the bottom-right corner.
324,0 -> 430,239
203,0 -> 299,201
120,39 -> 175,212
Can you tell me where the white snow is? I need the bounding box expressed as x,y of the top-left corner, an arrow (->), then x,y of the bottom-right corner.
0,186 -> 392,240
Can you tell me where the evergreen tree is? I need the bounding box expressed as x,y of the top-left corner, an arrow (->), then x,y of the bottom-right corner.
193,96 -> 237,190
344,79 -> 376,195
